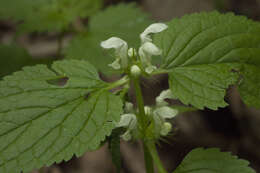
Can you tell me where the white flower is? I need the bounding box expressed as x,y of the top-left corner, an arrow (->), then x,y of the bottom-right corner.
153,106 -> 178,119
160,122 -> 172,136
156,89 -> 174,106
116,113 -> 137,141
152,106 -> 178,136
139,23 -> 168,74
140,23 -> 168,44
117,113 -> 137,130
100,37 -> 128,69
131,65 -> 141,77
100,23 -> 168,72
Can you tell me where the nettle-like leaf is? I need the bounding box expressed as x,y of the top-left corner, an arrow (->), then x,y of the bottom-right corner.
0,44 -> 32,78
0,44 -> 53,78
0,0 -> 102,32
0,60 -> 123,173
173,148 -> 255,173
154,12 -> 260,110
65,3 -> 153,75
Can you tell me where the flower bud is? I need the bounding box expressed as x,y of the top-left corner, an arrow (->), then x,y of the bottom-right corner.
128,48 -> 137,58
144,106 -> 152,116
131,65 -> 141,77
160,122 -> 172,136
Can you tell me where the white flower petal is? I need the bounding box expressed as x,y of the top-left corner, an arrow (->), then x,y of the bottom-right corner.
138,42 -> 161,67
100,37 -> 127,49
131,65 -> 141,77
145,65 -> 157,74
142,42 -> 162,56
154,106 -> 178,119
108,58 -> 121,70
160,122 -> 172,136
138,46 -> 150,66
140,23 -> 168,43
125,102 -> 134,113
117,113 -> 137,130
144,106 -> 152,116
156,89 -> 173,106
128,47 -> 137,58
101,37 -> 128,68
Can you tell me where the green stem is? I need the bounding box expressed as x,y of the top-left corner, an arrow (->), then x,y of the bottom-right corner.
147,142 -> 168,173
132,76 -> 154,173
132,76 -> 147,129
143,143 -> 154,173
104,76 -> 129,91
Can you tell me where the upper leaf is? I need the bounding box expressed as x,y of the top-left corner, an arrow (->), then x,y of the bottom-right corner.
0,0 -> 102,32
0,44 -> 54,78
154,12 -> 260,109
0,60 -> 123,173
173,148 -> 255,173
0,44 -> 32,78
65,3 -> 153,75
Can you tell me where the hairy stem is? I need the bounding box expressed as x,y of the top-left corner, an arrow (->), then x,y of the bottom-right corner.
147,142 -> 168,173
132,76 -> 154,173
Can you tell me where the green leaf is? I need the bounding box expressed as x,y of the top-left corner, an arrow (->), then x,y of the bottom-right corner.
173,148 -> 255,173
0,0 -> 102,32
0,44 -> 54,78
0,60 -> 123,173
0,44 -> 32,78
169,63 -> 241,110
154,12 -> 260,109
65,3 -> 153,75
238,64 -> 260,108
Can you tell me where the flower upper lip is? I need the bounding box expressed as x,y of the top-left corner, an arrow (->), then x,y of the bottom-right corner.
100,23 -> 168,73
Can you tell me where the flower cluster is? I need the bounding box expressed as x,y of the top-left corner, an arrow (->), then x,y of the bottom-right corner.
116,89 -> 178,141
100,23 -> 168,74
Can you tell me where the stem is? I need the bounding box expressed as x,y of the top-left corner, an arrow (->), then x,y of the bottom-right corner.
132,76 -> 154,173
143,143 -> 154,173
104,76 -> 129,91
132,76 -> 147,129
147,142 -> 168,173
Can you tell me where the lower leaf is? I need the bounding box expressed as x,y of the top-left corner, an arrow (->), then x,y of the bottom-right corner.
173,148 -> 255,173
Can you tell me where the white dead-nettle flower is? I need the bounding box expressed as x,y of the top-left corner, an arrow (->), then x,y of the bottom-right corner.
116,113 -> 137,141
153,106 -> 178,136
156,89 -> 174,106
100,37 -> 128,70
101,23 -> 168,72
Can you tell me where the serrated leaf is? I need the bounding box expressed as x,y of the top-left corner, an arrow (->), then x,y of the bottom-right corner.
0,0 -> 102,32
65,3 -> 153,75
0,44 -> 32,78
173,148 -> 255,173
0,60 -> 123,173
238,64 -> 260,108
169,63 -> 241,110
0,44 -> 53,78
154,12 -> 260,109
